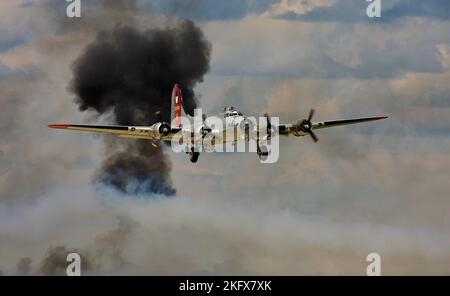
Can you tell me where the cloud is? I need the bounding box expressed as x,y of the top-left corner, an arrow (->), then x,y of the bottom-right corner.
437,43 -> 450,69
386,0 -> 450,20
268,0 -> 450,22
1,184 -> 450,275
203,15 -> 450,79
140,0 -> 277,21
0,63 -> 21,78
268,0 -> 336,16
137,0 -> 450,23
0,1 -> 32,52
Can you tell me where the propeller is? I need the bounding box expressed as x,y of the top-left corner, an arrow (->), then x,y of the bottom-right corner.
200,113 -> 211,138
298,109 -> 318,143
239,116 -> 255,141
263,113 -> 272,139
255,113 -> 274,158
154,111 -> 170,137
155,110 -> 163,122
150,111 -> 170,149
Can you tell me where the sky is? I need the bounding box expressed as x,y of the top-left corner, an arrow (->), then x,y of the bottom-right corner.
0,0 -> 450,275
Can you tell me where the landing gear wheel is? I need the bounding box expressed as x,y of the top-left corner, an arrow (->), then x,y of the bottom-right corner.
257,145 -> 269,161
189,147 -> 199,163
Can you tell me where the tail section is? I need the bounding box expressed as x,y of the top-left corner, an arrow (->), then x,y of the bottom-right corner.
170,83 -> 184,129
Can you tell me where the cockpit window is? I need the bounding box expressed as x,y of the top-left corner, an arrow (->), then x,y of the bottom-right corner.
224,110 -> 242,117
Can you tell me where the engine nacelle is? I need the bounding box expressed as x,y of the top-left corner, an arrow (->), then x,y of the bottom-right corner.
153,122 -> 171,137
239,118 -> 255,133
194,125 -> 212,138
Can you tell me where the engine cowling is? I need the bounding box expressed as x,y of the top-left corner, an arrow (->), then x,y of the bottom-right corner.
239,118 -> 255,134
155,122 -> 171,137
194,125 -> 212,138
201,126 -> 212,138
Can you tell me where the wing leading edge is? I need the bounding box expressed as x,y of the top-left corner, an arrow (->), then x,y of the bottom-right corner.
48,124 -> 161,140
312,116 -> 387,130
279,114 -> 387,141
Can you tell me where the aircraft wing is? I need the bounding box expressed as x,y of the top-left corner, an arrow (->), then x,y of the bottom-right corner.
312,116 -> 387,130
48,124 -> 161,140
277,112 -> 387,142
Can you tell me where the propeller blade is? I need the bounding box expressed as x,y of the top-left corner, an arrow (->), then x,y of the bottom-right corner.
155,111 -> 162,122
151,142 -> 158,148
309,130 -> 319,143
308,109 -> 315,121
263,113 -> 271,130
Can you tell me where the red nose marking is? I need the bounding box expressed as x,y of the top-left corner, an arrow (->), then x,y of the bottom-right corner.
48,124 -> 69,129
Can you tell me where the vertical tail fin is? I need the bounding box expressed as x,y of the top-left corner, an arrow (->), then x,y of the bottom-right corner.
170,83 -> 183,129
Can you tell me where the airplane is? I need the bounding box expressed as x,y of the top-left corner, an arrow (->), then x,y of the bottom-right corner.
49,83 -> 387,163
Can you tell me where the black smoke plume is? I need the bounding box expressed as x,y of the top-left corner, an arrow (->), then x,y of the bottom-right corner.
70,21 -> 211,195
